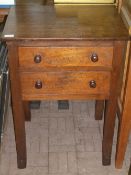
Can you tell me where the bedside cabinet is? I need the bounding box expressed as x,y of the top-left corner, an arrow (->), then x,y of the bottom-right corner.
2,5 -> 129,168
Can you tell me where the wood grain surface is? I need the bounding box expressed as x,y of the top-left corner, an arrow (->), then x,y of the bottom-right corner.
18,47 -> 113,69
20,71 -> 111,100
2,5 -> 128,40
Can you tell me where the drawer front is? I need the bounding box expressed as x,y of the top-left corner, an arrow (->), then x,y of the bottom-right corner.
18,47 -> 113,69
20,71 -> 111,100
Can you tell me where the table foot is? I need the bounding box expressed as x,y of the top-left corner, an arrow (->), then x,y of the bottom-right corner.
17,158 -> 27,169
102,156 -> 111,166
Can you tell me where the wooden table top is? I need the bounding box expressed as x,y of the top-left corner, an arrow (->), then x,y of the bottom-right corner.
2,5 -> 129,41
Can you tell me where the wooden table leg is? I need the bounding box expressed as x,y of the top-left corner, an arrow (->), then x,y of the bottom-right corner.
129,164 -> 131,175
23,101 -> 31,121
115,49 -> 131,169
102,41 -> 126,166
8,43 -> 27,169
30,101 -> 41,109
95,100 -> 104,120
102,99 -> 118,165
58,100 -> 69,110
12,102 -> 27,168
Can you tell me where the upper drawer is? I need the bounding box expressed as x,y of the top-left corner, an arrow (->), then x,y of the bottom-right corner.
18,47 -> 113,69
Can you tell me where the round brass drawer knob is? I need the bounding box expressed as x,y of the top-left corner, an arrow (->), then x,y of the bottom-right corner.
35,80 -> 42,89
89,80 -> 96,88
34,55 -> 42,63
90,53 -> 98,62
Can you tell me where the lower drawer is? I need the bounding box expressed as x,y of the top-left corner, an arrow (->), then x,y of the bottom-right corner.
20,71 -> 111,100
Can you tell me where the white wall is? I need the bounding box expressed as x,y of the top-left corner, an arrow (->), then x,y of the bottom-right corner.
0,0 -> 15,5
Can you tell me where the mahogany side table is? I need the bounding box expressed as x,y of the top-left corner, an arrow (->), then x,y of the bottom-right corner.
2,5 -> 129,168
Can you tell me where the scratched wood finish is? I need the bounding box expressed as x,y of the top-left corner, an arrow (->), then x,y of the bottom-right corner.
18,47 -> 113,69
2,6 -> 128,40
20,71 -> 111,100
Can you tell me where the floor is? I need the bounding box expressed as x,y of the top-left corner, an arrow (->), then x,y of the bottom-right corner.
0,100 -> 130,175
